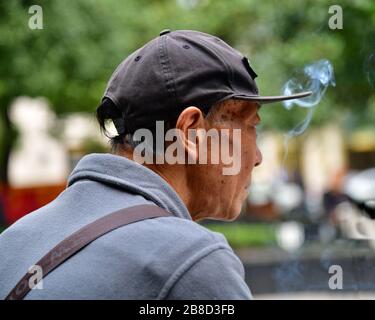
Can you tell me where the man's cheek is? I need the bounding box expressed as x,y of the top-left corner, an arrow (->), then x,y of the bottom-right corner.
221,129 -> 241,176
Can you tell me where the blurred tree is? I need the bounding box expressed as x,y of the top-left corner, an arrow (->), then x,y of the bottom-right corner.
0,0 -> 374,183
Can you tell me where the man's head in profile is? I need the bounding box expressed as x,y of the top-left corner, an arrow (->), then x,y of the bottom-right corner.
0,29 -> 312,301
96,29 -> 311,222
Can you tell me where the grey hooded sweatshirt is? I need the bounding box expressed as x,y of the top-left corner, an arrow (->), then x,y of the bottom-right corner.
0,153 -> 252,299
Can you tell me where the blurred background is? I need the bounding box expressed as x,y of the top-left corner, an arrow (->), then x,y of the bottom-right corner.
1,0 -> 375,299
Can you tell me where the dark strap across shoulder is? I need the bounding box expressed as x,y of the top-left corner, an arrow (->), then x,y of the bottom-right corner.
5,204 -> 172,300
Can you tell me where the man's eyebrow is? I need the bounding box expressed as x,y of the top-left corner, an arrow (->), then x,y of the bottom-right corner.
236,100 -> 261,120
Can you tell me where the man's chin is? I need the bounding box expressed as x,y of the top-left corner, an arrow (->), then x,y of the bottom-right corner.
227,207 -> 242,221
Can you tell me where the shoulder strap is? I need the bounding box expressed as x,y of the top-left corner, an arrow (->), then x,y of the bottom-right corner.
5,204 -> 172,300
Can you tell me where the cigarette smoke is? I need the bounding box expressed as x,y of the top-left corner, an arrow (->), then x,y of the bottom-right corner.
281,59 -> 336,164
364,53 -> 375,89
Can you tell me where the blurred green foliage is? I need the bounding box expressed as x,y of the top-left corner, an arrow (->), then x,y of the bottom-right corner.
203,222 -> 276,248
0,0 -> 374,181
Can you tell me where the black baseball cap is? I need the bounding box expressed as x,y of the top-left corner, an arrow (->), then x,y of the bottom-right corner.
98,29 -> 311,135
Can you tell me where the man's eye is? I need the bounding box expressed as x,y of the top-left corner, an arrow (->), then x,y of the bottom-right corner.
247,124 -> 256,130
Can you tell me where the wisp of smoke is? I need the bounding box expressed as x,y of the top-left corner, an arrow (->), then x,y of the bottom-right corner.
281,59 -> 335,165
364,53 -> 375,89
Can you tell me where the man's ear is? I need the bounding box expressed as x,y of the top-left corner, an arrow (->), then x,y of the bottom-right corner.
175,107 -> 206,163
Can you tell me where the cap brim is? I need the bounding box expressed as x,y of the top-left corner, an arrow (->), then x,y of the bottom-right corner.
232,91 -> 313,105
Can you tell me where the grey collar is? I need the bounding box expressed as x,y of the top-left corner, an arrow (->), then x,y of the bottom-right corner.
67,153 -> 192,221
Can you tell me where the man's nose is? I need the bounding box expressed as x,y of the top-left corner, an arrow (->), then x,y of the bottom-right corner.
255,147 -> 262,167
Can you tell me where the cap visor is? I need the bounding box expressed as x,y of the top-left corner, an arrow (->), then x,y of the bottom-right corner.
233,91 -> 312,104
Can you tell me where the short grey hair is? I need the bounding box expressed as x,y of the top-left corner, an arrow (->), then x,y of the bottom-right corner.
97,98 -> 230,154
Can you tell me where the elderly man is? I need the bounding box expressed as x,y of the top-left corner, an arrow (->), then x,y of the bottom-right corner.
0,30 -> 310,299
